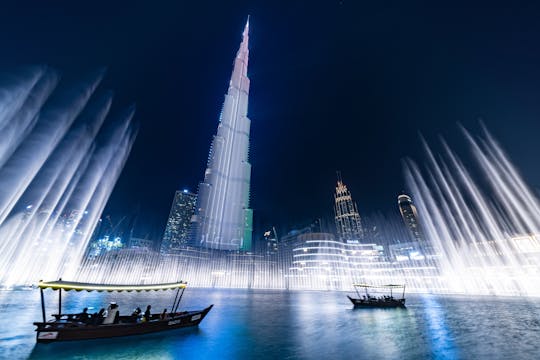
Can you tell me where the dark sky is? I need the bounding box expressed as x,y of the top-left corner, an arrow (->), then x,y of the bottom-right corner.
2,1 -> 540,237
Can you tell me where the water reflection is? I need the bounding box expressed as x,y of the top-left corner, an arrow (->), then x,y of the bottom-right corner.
419,295 -> 458,359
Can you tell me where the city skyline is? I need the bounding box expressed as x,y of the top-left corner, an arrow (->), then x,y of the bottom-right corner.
3,4 -> 540,359
2,2 -> 540,236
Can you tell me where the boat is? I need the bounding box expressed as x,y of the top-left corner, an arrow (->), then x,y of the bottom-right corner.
347,284 -> 406,308
33,280 -> 213,343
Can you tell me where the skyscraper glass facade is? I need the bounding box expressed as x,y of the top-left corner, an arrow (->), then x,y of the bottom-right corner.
398,193 -> 423,243
161,190 -> 197,253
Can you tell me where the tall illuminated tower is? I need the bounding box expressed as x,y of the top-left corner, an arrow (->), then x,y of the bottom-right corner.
193,18 -> 253,251
334,173 -> 364,242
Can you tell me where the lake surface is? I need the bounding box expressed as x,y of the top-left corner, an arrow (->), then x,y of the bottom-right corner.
1,288 -> 540,359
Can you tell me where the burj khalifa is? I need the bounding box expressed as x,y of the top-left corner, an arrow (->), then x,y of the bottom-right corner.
193,18 -> 253,251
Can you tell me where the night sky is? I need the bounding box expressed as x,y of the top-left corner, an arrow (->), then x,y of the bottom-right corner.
2,1 -> 540,238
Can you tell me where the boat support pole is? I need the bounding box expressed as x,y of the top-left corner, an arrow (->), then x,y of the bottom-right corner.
58,288 -> 62,317
40,287 -> 46,323
171,287 -> 181,314
173,288 -> 185,313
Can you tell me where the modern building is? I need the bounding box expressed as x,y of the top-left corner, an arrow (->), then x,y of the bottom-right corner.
87,235 -> 124,257
397,194 -> 424,243
161,189 -> 197,253
288,232 -> 386,290
193,18 -> 253,251
130,236 -> 156,251
334,174 -> 364,243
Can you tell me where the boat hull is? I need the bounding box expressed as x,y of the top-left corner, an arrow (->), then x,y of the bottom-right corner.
347,295 -> 406,308
34,305 -> 213,343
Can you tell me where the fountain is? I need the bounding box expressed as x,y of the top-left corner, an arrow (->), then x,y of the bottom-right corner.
0,67 -> 136,287
2,67 -> 537,296
404,125 -> 540,296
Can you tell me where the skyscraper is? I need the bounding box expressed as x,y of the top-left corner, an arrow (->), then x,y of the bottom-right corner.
397,193 -> 424,243
193,18 -> 253,251
161,189 -> 197,253
334,174 -> 364,242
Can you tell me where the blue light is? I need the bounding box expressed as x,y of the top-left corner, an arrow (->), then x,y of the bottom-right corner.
183,189 -> 189,193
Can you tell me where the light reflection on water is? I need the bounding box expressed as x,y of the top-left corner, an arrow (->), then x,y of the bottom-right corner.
1,289 -> 540,359
419,295 -> 458,359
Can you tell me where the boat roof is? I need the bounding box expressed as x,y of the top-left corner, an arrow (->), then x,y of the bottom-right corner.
353,284 -> 405,288
37,280 -> 187,292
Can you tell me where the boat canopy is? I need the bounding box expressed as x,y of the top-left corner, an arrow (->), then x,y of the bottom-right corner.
37,280 -> 187,292
353,284 -> 405,288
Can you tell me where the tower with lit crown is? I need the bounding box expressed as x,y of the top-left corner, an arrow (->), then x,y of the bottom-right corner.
334,173 -> 364,242
193,18 -> 253,251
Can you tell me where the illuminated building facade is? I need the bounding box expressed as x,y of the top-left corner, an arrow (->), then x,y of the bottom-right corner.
161,189 -> 197,253
334,175 -> 364,242
193,19 -> 253,251
397,194 -> 424,243
289,232 -> 386,290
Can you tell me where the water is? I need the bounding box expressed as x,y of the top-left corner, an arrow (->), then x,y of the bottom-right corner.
1,289 -> 540,359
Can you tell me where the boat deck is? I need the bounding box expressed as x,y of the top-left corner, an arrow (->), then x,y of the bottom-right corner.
34,305 -> 213,342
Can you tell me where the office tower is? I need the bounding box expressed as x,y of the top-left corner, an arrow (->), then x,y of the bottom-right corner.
334,174 -> 364,242
398,193 -> 424,243
161,189 -> 197,253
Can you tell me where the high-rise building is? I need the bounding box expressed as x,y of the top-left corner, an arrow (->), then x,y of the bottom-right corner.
334,174 -> 364,242
193,18 -> 253,251
397,193 -> 424,243
161,189 -> 197,253
264,227 -> 279,255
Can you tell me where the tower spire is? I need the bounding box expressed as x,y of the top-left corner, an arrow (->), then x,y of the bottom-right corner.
244,15 -> 250,36
230,16 -> 250,93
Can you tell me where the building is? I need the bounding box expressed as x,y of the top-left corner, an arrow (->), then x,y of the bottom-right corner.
161,189 -> 197,253
130,236 -> 156,251
193,18 -> 253,251
264,227 -> 279,255
397,194 -> 424,243
334,174 -> 364,242
87,235 -> 124,257
288,232 -> 385,290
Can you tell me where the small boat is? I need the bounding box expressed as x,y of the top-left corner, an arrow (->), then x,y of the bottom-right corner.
33,280 -> 213,343
347,284 -> 406,308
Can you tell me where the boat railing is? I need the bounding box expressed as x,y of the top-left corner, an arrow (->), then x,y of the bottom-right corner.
36,310 -> 199,328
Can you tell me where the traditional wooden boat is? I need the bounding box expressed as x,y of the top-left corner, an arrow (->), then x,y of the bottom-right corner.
33,280 -> 213,343
347,284 -> 406,308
